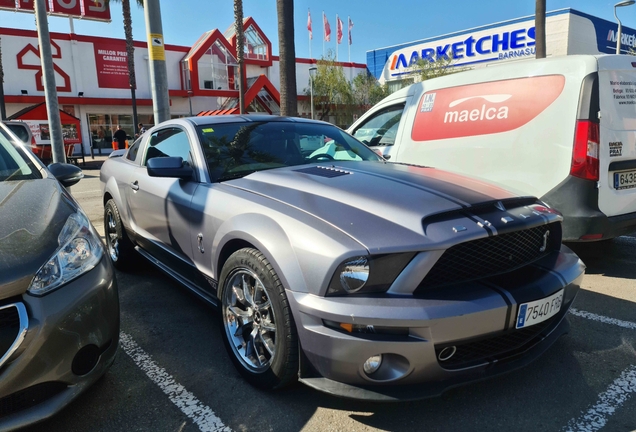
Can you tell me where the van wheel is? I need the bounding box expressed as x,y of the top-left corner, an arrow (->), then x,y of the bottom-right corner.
104,199 -> 136,270
218,248 -> 298,390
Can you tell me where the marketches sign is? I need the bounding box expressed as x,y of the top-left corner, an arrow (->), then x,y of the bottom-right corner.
0,0 -> 111,22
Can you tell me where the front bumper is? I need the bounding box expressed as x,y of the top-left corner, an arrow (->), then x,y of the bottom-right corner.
288,246 -> 584,401
0,256 -> 120,430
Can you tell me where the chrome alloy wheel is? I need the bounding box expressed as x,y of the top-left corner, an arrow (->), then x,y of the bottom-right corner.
106,210 -> 119,262
222,268 -> 277,372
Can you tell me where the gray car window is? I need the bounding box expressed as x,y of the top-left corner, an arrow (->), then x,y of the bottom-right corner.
353,104 -> 405,147
126,137 -> 142,163
144,128 -> 193,166
0,133 -> 40,181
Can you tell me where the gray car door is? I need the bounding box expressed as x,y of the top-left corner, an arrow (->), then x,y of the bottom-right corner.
125,126 -> 200,272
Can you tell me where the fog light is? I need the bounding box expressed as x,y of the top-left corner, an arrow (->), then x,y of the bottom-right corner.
363,354 -> 383,375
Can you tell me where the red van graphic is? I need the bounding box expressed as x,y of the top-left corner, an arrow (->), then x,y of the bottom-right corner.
411,75 -> 565,141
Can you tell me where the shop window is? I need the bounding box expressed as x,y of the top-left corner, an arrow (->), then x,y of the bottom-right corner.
197,41 -> 238,91
244,25 -> 268,61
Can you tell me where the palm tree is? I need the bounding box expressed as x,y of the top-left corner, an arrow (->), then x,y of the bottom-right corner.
108,0 -> 143,134
234,0 -> 245,114
277,0 -> 297,116
535,0 -> 546,58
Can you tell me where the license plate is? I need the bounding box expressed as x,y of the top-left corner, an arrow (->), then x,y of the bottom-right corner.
515,289 -> 564,329
614,170 -> 636,190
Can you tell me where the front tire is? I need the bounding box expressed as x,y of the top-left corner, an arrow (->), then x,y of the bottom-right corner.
104,199 -> 136,270
218,248 -> 298,390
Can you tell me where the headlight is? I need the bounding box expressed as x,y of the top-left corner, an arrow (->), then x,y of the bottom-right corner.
339,257 -> 369,293
327,253 -> 416,296
29,211 -> 104,296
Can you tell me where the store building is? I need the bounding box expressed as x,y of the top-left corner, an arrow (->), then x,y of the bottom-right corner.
367,8 -> 636,89
1,17 -> 366,155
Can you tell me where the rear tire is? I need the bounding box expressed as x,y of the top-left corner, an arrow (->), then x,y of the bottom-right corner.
218,248 -> 298,390
104,199 -> 136,270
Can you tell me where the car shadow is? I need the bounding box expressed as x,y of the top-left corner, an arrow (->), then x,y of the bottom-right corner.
566,235 -> 636,278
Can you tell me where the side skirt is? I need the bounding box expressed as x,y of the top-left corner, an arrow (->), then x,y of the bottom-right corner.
135,246 -> 219,308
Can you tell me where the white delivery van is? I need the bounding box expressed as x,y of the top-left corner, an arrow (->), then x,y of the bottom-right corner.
348,55 -> 636,242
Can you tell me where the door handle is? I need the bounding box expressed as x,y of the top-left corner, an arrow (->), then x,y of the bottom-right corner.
130,180 -> 139,191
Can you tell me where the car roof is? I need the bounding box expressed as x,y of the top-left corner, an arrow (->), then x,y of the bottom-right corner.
183,115 -> 333,128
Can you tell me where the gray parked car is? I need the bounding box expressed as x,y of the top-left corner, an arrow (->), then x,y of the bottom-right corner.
100,115 -> 584,401
0,133 -> 119,428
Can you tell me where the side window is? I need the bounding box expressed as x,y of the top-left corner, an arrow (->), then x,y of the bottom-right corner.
144,128 -> 193,166
126,137 -> 142,162
352,104 -> 405,147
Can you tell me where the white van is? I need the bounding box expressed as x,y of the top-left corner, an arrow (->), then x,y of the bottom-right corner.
348,55 -> 636,242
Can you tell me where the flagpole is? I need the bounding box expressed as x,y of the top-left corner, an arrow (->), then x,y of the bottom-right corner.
336,14 -> 339,62
309,9 -> 312,60
322,11 -> 325,58
348,16 -> 351,64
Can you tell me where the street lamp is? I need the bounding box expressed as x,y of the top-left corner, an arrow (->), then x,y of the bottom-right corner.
614,0 -> 635,54
309,66 -> 317,120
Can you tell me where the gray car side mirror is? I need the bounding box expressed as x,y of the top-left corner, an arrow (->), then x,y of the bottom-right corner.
147,156 -> 193,180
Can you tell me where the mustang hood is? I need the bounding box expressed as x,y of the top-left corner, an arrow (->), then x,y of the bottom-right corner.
0,179 -> 77,296
230,162 -> 529,252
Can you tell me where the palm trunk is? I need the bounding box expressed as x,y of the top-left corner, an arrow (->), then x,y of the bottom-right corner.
234,0 -> 245,114
0,37 -> 6,120
277,0 -> 297,116
122,0 -> 139,133
535,0 -> 546,59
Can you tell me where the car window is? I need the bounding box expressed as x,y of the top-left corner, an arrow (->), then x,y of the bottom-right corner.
144,127 -> 193,166
196,121 -> 382,182
5,124 -> 30,143
353,104 -> 405,147
0,133 -> 40,181
126,137 -> 142,163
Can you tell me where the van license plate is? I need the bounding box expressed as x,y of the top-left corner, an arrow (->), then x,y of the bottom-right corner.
515,289 -> 564,329
614,170 -> 636,190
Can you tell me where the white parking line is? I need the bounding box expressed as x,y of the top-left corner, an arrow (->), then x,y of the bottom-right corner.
119,332 -> 232,432
563,309 -> 636,431
563,365 -> 636,432
569,308 -> 636,330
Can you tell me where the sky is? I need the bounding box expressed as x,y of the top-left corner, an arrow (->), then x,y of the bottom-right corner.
1,0 -> 636,64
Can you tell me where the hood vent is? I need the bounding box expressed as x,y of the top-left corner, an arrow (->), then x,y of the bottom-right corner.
295,166 -> 352,178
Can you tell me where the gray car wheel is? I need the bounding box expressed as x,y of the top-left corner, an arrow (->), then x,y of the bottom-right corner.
218,248 -> 298,389
104,199 -> 135,270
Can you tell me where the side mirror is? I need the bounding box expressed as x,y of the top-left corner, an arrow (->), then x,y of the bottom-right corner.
147,156 -> 193,179
48,162 -> 84,187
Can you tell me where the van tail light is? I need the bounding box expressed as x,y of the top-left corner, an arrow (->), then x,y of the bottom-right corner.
570,120 -> 600,181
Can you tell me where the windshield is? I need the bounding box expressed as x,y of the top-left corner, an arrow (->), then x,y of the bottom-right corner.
0,132 -> 41,181
196,121 -> 382,182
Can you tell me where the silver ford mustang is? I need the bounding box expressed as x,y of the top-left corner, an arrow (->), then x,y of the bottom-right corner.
100,115 -> 585,401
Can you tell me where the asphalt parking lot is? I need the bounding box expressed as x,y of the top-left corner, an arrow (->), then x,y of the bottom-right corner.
26,157 -> 636,432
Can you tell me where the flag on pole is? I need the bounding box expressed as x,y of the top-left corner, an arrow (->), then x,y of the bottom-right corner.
323,12 -> 331,42
337,16 -> 343,44
348,17 -> 354,45
307,9 -> 312,40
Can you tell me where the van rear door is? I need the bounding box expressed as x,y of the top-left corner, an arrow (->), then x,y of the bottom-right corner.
597,55 -> 636,217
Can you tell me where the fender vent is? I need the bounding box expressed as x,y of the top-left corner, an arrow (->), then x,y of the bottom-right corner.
295,166 -> 352,178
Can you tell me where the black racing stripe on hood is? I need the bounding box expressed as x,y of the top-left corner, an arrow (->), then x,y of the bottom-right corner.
339,165 -> 470,207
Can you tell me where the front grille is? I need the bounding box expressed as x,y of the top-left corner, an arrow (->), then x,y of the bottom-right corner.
0,382 -> 67,418
435,313 -> 561,370
0,306 -> 21,363
416,223 -> 556,292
